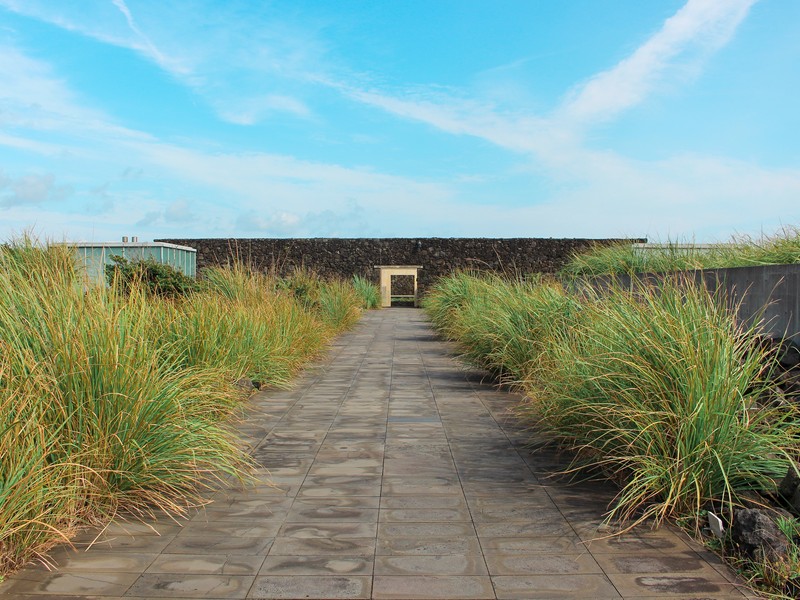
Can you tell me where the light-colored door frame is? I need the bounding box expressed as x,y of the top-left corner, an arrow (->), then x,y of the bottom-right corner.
374,265 -> 422,307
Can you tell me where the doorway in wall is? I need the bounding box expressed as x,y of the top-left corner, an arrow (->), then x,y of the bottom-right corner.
390,274 -> 415,306
375,265 -> 422,308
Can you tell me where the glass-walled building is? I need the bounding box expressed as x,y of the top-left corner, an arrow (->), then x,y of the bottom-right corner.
71,240 -> 197,283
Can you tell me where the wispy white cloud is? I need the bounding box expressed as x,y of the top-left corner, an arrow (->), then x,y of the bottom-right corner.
0,132 -> 65,156
235,209 -> 302,236
345,86 -> 567,157
217,94 -> 312,126
0,0 -> 142,49
347,0 -> 759,144
333,0 -> 795,239
0,0 -> 793,241
0,42 -> 153,148
110,0 -> 185,75
234,201 -> 375,237
135,198 -> 198,227
0,37 -> 457,237
129,139 -> 453,217
0,0 -> 321,124
558,0 -> 757,125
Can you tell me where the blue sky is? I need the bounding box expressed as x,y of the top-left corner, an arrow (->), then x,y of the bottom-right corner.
0,0 -> 797,242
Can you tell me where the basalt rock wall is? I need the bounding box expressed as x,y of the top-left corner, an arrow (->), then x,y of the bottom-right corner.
155,237 -> 640,293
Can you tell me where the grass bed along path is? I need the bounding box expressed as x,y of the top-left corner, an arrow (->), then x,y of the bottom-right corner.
425,270 -> 800,596
425,271 -> 800,524
0,241 -> 365,576
560,226 -> 800,278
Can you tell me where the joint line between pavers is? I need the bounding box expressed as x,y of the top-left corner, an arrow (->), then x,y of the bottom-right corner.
287,312 -> 381,498
243,314 -> 380,599
374,311 -> 396,582
415,312 -> 495,598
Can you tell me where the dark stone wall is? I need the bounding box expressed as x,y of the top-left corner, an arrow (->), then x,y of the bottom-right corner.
155,237 -> 642,294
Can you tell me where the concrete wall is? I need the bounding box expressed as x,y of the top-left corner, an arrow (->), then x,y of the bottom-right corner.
155,237 -> 640,294
599,264 -> 800,342
698,264 -> 800,342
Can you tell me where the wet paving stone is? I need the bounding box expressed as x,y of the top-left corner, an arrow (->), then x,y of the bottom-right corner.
372,575 -> 495,599
485,553 -> 604,576
380,495 -> 468,510
258,556 -> 373,576
378,522 -> 476,538
177,521 -> 283,539
479,535 -> 586,555
127,573 -> 254,598
249,575 -> 372,599
0,309 -> 748,599
581,526 -> 694,554
492,574 -> 622,599
606,572 -> 748,597
68,533 -> 175,553
291,496 -> 381,510
374,555 -> 488,576
277,521 -> 378,539
379,507 -> 472,522
145,554 -> 265,575
285,506 -> 380,522
593,550 -> 724,575
0,570 -> 140,596
43,551 -> 158,573
269,537 -> 376,557
376,537 -> 484,556
163,535 -> 274,555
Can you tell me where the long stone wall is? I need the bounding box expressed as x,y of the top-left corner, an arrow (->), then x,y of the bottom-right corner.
155,237 -> 641,293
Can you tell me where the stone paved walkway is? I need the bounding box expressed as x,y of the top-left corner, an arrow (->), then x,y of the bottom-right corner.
0,309 -> 750,599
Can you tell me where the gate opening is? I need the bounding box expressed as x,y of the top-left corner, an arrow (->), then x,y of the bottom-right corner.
390,275 -> 415,306
374,265 -> 422,308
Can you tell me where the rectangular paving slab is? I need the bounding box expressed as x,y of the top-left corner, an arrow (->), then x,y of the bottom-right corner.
0,309 -> 750,599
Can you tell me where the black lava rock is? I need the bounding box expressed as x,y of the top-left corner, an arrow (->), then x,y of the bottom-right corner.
731,508 -> 790,561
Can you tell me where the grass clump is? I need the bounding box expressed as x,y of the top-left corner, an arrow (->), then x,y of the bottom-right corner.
0,242 -> 245,572
175,264 -> 334,386
525,277 -> 799,527
424,271 -> 800,525
560,241 -> 712,278
744,516 -> 800,598
352,274 -> 381,309
561,226 -> 800,278
277,267 -> 363,330
425,269 -> 800,596
0,241 -> 364,576
424,272 -> 576,384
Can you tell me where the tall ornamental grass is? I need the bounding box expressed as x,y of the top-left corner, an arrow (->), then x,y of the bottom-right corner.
561,226 -> 800,278
0,347 -> 85,573
167,264 -> 333,386
316,279 -> 363,330
424,272 -> 800,529
424,270 -> 488,340
424,272 -> 576,384
0,243 -> 363,575
0,243 -> 245,572
523,277 -> 799,527
352,275 -> 381,309
560,242 -> 711,278
277,267 -> 363,330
